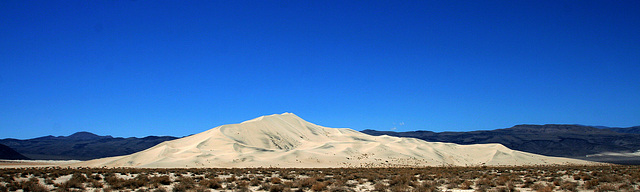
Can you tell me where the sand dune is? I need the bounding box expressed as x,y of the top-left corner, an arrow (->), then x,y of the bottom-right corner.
76,113 -> 593,168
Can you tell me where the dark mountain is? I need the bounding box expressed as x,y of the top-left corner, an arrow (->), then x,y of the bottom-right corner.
361,124 -> 640,165
0,144 -> 30,160
580,125 -> 640,134
0,132 -> 178,160
603,126 -> 640,134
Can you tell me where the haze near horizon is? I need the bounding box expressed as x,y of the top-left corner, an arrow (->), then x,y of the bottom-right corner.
1,1 -> 639,139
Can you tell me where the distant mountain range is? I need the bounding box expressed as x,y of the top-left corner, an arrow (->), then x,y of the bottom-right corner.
361,124 -> 640,165
0,132 -> 178,160
595,126 -> 640,134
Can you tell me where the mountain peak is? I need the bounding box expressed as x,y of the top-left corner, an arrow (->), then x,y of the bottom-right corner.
67,132 -> 104,140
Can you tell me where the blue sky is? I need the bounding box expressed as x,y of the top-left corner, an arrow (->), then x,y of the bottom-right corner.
1,1 -> 639,139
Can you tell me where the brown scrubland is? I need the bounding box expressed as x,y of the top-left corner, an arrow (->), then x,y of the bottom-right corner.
0,165 -> 639,192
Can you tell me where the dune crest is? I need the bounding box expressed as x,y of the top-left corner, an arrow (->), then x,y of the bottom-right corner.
77,113 -> 593,168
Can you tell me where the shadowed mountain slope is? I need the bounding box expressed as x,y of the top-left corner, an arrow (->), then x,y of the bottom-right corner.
0,144 -> 30,160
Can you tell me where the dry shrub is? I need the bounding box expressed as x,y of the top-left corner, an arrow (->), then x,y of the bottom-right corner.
57,173 -> 87,190
311,181 -> 328,191
373,182 -> 387,191
617,182 -> 633,191
330,186 -> 355,192
226,175 -> 237,182
269,184 -> 285,192
584,179 -> 599,189
298,177 -> 316,189
45,178 -> 55,185
151,175 -> 172,185
490,186 -> 512,192
560,181 -> 578,192
531,183 -> 553,192
88,180 -> 103,188
152,186 -> 168,192
270,176 -> 282,184
476,178 -> 494,188
495,175 -> 512,186
459,180 -> 473,189
389,184 -> 410,192
173,177 -> 195,192
594,183 -> 617,192
199,178 -> 222,189
17,178 -> 48,192
250,177 -> 262,186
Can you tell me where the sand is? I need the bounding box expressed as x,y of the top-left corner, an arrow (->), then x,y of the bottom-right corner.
75,113 -> 595,168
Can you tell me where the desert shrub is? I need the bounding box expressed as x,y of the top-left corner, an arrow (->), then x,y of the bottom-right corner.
617,182 -> 633,191
594,183 -> 617,192
151,175 -> 172,185
259,183 -> 272,190
560,181 -> 578,192
271,176 -> 282,184
475,185 -> 488,192
57,173 -> 86,190
152,186 -> 168,192
584,179 -> 599,189
298,177 -> 316,189
19,178 -> 48,192
476,178 -> 494,188
226,175 -> 237,182
495,175 -> 512,186
173,176 -> 195,192
199,178 -> 222,189
373,182 -> 387,192
389,174 -> 414,186
250,177 -> 262,186
521,178 -> 534,188
45,178 -> 55,185
415,182 -> 441,192
531,183 -> 553,192
283,181 -> 295,188
311,181 -> 328,191
329,186 -> 355,192
88,180 -> 103,188
90,173 -> 102,180
491,186 -> 511,192
269,184 -> 285,192
460,180 -> 473,189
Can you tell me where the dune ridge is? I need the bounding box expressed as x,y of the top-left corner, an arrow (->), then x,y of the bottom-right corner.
77,113 -> 593,168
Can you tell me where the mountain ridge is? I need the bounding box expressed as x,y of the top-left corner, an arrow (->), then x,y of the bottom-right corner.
0,132 -> 178,160
361,124 -> 640,164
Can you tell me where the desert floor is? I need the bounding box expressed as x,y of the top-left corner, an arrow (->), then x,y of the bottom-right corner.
1,165 -> 639,192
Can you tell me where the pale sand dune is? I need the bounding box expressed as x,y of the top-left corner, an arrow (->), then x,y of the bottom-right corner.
76,113 -> 594,168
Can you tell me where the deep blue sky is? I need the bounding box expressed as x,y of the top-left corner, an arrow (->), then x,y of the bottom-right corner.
1,1 -> 639,139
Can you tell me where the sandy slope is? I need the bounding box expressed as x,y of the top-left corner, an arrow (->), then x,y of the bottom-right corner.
76,113 -> 593,168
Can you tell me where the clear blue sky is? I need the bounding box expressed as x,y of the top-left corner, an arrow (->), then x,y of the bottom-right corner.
1,1 -> 639,139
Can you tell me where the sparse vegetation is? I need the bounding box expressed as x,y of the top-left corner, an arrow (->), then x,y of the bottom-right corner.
0,165 -> 637,191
